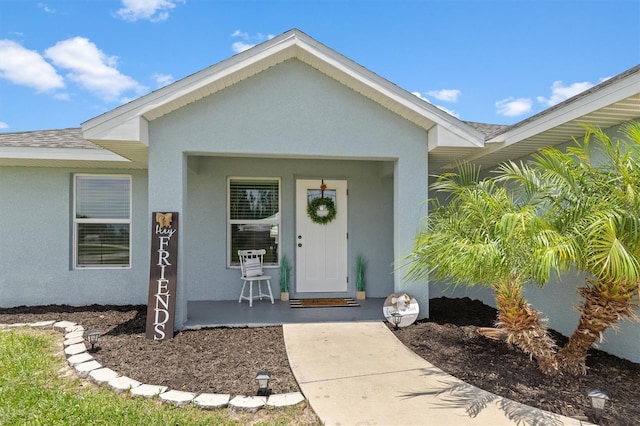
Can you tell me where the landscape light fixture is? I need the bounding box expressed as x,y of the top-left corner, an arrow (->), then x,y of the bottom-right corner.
390,312 -> 402,330
255,371 -> 271,396
587,390 -> 609,423
85,330 -> 100,352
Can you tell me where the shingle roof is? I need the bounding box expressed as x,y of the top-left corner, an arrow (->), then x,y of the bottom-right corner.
462,121 -> 510,139
0,128 -> 100,149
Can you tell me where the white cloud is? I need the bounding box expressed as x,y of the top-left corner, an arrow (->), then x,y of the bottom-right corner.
496,97 -> 533,117
38,3 -> 55,13
0,40 -> 65,92
434,105 -> 460,118
231,30 -> 275,53
231,41 -> 255,53
45,37 -> 146,102
412,92 -> 460,118
0,121 -> 9,130
426,89 -> 460,103
116,0 -> 184,22
536,80 -> 595,106
152,73 -> 174,88
231,30 -> 249,38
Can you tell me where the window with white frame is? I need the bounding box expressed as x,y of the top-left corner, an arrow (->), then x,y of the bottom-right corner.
74,174 -> 131,268
228,178 -> 280,267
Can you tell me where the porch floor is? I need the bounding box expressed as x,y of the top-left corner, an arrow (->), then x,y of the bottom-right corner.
184,298 -> 386,329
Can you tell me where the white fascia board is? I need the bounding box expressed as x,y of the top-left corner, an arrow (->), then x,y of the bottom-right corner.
0,146 -> 131,162
83,114 -> 149,147
488,72 -> 640,145
82,29 -> 483,148
139,36 -> 298,117
427,125 -> 485,151
383,86 -> 484,144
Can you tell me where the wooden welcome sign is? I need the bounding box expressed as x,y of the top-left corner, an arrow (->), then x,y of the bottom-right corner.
145,212 -> 178,340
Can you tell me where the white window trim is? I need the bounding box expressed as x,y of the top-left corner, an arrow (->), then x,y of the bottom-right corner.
73,173 -> 132,270
227,176 -> 281,268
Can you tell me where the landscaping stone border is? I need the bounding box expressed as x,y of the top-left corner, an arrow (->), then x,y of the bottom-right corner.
1,320 -> 305,412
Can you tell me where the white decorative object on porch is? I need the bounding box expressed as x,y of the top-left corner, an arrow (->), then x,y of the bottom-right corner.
238,249 -> 274,307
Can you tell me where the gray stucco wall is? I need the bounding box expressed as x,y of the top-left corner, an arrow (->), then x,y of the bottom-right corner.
147,58 -> 430,323
186,156 -> 395,301
0,166 -> 149,308
150,59 -> 428,161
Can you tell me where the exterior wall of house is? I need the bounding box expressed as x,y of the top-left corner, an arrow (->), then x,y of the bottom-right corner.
185,156 -> 395,301
525,273 -> 640,363
147,58 -> 430,325
429,121 -> 640,363
0,166 -> 149,308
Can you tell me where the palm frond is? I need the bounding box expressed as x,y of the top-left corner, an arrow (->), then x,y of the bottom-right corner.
585,212 -> 640,283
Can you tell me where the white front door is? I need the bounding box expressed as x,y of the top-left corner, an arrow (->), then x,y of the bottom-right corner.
295,179 -> 348,293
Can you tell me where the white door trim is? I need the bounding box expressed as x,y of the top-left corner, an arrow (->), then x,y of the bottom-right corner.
295,179 -> 348,294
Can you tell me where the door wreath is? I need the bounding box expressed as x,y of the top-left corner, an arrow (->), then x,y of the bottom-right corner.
307,180 -> 336,224
307,196 -> 336,224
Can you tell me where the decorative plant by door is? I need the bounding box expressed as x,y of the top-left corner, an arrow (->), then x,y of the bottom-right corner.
356,255 -> 367,292
307,180 -> 336,224
279,255 -> 291,293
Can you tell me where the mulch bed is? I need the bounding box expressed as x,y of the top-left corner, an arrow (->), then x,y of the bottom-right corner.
1,297 -> 638,425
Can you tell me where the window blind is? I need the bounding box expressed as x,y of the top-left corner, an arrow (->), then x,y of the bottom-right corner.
229,180 -> 279,221
76,176 -> 130,220
74,175 -> 131,268
229,178 -> 280,266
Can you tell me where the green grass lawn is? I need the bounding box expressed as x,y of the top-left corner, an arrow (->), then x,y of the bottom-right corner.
0,328 -> 318,426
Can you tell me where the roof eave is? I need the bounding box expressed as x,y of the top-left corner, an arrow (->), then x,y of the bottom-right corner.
447,67 -> 640,168
82,29 -> 483,150
0,146 -> 143,168
488,67 -> 640,146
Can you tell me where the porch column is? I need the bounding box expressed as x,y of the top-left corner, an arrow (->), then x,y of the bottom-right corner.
394,151 -> 429,319
148,151 -> 188,330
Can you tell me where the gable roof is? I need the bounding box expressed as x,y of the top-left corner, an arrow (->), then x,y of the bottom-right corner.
81,29 -> 484,165
1,31 -> 636,172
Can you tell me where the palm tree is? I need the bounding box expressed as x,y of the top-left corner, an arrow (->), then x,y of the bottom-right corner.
405,163 -> 572,374
499,122 -> 640,374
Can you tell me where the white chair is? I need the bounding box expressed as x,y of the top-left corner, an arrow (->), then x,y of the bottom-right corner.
238,249 -> 274,307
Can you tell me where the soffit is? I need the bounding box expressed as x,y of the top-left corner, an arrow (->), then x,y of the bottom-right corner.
429,147 -> 481,174
140,37 -> 480,136
0,147 -> 145,169
0,158 -> 146,169
470,94 -> 640,172
434,67 -> 640,173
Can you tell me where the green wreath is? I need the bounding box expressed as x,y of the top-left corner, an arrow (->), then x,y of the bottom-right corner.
307,197 -> 337,224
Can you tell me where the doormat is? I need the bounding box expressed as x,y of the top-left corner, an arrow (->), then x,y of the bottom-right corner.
289,298 -> 360,308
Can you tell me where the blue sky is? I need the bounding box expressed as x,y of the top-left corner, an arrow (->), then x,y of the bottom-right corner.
1,0 -> 638,132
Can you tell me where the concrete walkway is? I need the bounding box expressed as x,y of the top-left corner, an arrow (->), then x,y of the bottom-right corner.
284,322 -> 590,426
